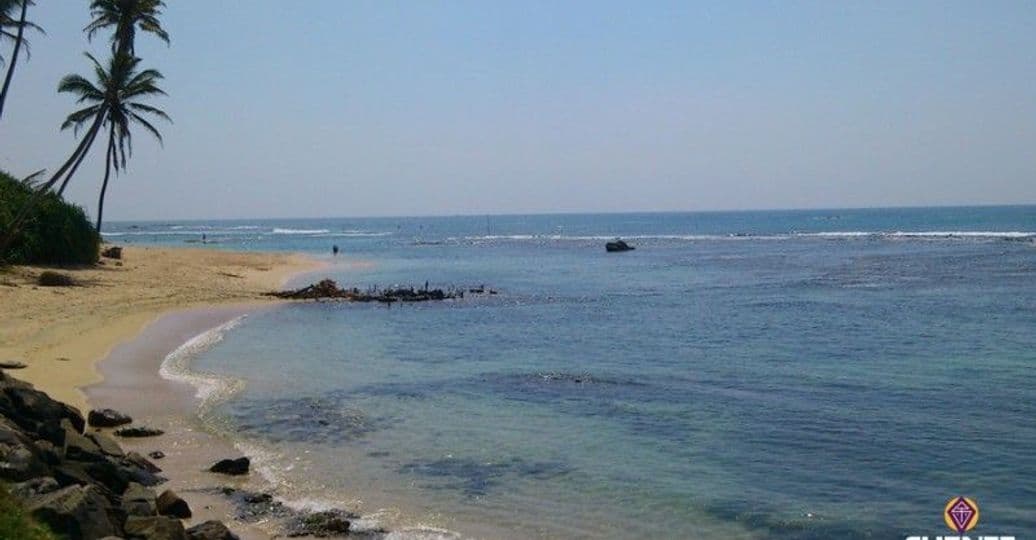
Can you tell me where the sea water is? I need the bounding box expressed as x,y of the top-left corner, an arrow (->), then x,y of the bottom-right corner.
106,207 -> 1036,538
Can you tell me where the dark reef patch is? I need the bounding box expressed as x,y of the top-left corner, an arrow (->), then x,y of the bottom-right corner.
399,456 -> 572,496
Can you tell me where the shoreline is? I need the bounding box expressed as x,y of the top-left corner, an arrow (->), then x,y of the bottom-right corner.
0,245 -> 327,411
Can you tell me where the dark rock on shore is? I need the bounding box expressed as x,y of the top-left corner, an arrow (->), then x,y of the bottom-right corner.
125,515 -> 187,540
157,489 -> 192,518
0,359 -> 27,369
148,450 -> 166,460
28,484 -> 118,540
217,487 -> 380,538
187,520 -> 240,540
209,457 -> 249,475
123,482 -> 158,516
87,431 -> 126,458
88,408 -> 133,428
115,426 -> 165,438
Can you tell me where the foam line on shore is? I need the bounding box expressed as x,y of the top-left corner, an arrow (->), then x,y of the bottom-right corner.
158,314 -> 247,409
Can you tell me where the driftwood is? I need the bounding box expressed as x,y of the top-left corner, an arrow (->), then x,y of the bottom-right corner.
266,278 -> 473,303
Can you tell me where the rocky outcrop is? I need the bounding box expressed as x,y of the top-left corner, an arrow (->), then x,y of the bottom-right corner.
0,371 -> 240,540
208,457 -> 249,476
267,278 -> 467,303
88,408 -> 133,428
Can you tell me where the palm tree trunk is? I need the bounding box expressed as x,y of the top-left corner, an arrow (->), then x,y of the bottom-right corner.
57,124 -> 100,196
0,111 -> 105,257
96,125 -> 116,233
0,0 -> 29,121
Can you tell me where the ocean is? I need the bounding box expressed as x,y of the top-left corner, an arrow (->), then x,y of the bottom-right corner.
105,207 -> 1036,539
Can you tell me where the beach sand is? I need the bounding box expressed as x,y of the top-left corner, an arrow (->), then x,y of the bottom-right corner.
0,245 -> 323,413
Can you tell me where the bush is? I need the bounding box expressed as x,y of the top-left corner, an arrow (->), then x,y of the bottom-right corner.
0,170 -> 99,265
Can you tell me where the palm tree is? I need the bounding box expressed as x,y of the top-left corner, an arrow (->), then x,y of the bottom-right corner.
59,52 -> 169,231
0,0 -> 42,121
0,52 -> 167,253
85,0 -> 169,56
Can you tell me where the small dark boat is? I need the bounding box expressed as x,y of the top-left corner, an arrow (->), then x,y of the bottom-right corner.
605,239 -> 635,252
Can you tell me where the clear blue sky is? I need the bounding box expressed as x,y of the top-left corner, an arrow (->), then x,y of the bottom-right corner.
2,1 -> 1035,220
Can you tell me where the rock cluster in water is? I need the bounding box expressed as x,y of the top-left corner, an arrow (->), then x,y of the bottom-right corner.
267,278 -> 488,303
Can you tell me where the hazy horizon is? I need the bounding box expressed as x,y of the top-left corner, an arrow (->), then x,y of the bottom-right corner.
3,1 -> 1035,222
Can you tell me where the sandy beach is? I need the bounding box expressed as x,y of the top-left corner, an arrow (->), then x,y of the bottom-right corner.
0,246 -> 324,412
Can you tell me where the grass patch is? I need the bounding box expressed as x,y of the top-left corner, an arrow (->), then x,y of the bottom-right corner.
0,483 -> 58,540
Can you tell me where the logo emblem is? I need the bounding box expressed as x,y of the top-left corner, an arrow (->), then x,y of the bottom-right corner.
944,497 -> 979,533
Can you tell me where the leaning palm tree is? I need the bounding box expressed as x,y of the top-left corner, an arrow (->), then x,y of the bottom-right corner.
59,52 -> 170,231
0,0 -> 43,121
85,0 -> 169,56
0,52 -> 168,253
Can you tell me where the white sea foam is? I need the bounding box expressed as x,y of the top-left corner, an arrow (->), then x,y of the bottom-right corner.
272,228 -> 331,235
158,315 -> 246,406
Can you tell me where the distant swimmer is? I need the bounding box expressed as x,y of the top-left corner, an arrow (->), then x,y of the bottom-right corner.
332,244 -> 339,256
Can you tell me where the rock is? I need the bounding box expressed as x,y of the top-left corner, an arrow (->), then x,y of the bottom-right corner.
37,271 -> 76,287
605,239 -> 635,252
81,459 -> 132,494
9,476 -> 60,498
122,482 -> 157,517
125,451 -> 162,473
88,408 -> 133,428
156,489 -> 192,519
287,510 -> 352,537
124,515 -> 188,540
0,360 -> 27,369
102,246 -> 123,260
0,372 -> 86,439
115,426 -> 165,438
186,520 -> 240,540
208,457 -> 249,476
0,418 -> 50,481
53,461 -> 95,487
64,420 -> 106,462
28,484 -> 117,540
148,450 -> 165,460
87,431 -> 126,458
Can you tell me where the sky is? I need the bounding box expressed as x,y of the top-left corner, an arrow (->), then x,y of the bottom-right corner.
1,1 -> 1035,221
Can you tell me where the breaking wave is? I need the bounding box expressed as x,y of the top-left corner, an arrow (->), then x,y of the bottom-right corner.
158,315 -> 247,411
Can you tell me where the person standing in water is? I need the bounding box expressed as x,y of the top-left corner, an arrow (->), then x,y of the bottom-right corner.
332,244 -> 339,256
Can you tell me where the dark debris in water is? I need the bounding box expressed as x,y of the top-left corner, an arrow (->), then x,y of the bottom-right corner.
399,456 -> 572,496
209,487 -> 387,539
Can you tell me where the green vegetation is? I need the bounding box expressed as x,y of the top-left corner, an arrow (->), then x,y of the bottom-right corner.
0,483 -> 57,540
0,170 -> 99,265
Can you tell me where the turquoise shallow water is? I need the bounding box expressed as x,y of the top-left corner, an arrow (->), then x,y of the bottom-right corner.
109,207 -> 1036,538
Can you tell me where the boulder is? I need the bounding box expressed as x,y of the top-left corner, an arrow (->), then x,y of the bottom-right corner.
186,520 -> 240,540
87,431 -> 126,458
208,457 -> 249,476
122,482 -> 157,517
53,461 -> 95,487
0,372 -> 86,439
0,360 -> 27,369
124,516 -> 187,540
156,489 -> 192,519
0,418 -> 50,481
287,510 -> 352,537
64,420 -> 106,462
9,476 -> 60,499
101,246 -> 123,260
115,426 -> 165,438
88,408 -> 133,428
148,450 -> 165,460
125,451 -> 162,473
28,484 -> 117,540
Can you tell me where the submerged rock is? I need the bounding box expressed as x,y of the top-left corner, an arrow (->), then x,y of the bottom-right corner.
88,408 -> 133,428
209,457 -> 249,476
285,509 -> 353,537
115,426 -> 165,438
